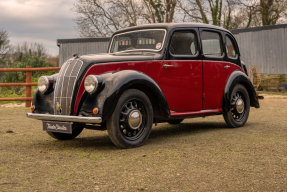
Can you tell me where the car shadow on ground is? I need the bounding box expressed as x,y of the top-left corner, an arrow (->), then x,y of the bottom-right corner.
33,121 -> 239,150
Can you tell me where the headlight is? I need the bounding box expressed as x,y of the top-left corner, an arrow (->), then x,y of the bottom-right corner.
38,76 -> 49,93
84,75 -> 99,94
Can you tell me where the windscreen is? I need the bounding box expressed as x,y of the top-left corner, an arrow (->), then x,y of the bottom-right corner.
109,29 -> 166,53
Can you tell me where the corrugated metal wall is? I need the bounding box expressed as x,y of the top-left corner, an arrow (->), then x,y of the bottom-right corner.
58,39 -> 110,66
233,25 -> 287,74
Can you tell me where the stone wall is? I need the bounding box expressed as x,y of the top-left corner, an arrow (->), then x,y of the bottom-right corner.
254,74 -> 287,89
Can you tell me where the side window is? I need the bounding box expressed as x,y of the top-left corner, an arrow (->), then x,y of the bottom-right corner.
226,35 -> 237,58
169,31 -> 198,56
201,31 -> 222,57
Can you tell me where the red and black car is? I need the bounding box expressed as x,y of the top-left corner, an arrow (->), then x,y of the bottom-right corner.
27,23 -> 261,148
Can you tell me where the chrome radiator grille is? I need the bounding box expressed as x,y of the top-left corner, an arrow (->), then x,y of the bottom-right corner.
54,59 -> 83,115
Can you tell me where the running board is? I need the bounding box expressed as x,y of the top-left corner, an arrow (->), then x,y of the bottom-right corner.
170,108 -> 222,117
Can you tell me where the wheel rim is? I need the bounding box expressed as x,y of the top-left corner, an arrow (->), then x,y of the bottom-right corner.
119,99 -> 147,141
230,91 -> 246,122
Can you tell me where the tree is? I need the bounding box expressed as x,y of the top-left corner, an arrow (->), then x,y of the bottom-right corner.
71,0 -> 177,37
0,29 -> 12,60
12,42 -> 49,61
143,0 -> 177,23
178,0 -> 287,30
178,0 -> 237,26
259,0 -> 287,25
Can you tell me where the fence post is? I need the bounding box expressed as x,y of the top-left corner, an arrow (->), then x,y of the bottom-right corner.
25,66 -> 32,107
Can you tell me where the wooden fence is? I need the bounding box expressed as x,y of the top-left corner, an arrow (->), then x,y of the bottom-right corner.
0,66 -> 61,107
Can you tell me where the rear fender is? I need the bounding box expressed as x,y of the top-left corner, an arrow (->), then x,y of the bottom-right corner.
223,70 -> 260,112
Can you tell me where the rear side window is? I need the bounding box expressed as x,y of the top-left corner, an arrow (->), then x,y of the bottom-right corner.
201,31 -> 222,57
169,31 -> 198,56
226,35 -> 237,58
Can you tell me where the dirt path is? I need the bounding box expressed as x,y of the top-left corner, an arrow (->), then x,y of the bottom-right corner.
0,99 -> 287,191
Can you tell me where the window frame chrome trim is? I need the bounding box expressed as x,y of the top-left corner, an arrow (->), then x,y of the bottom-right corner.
108,29 -> 167,54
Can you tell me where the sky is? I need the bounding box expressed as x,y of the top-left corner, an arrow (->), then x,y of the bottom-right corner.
0,0 -> 78,56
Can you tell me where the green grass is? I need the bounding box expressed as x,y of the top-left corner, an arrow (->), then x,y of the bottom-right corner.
258,91 -> 287,95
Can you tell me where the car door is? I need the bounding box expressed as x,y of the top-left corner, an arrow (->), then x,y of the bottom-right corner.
200,30 -> 240,110
158,29 -> 202,112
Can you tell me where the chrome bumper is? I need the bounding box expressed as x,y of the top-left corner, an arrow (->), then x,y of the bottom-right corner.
26,113 -> 102,124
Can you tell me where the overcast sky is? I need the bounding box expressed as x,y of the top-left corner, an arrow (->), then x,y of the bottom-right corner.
0,0 -> 78,56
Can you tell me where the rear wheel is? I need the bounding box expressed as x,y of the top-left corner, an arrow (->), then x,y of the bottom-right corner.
46,123 -> 84,140
107,89 -> 153,148
223,84 -> 250,128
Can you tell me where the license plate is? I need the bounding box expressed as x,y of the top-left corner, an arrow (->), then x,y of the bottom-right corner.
42,121 -> 72,134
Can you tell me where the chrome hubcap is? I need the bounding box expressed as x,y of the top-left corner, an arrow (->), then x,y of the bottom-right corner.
119,99 -> 147,141
128,110 -> 142,129
236,99 -> 244,114
231,91 -> 246,122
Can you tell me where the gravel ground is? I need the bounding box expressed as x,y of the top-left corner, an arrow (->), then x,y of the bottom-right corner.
0,99 -> 287,191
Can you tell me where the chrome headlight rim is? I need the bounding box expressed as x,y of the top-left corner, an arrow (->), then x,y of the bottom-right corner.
38,76 -> 50,94
84,75 -> 99,94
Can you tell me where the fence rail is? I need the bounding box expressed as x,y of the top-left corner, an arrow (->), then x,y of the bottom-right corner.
0,66 -> 61,107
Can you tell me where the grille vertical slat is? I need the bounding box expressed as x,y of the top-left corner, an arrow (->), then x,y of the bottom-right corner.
54,59 -> 83,115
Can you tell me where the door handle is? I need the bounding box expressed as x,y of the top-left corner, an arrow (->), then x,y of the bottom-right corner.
164,64 -> 174,69
224,65 -> 230,69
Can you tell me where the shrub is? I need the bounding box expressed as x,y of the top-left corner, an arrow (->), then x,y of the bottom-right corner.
1,55 -> 57,83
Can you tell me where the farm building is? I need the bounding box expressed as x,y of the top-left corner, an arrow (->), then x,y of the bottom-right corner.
232,24 -> 287,87
57,23 -> 287,87
232,23 -> 287,75
57,37 -> 110,66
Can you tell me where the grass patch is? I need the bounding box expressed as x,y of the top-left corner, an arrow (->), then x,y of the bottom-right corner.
79,153 -> 88,158
0,86 -> 37,104
92,155 -> 103,160
258,91 -> 287,95
138,185 -> 147,190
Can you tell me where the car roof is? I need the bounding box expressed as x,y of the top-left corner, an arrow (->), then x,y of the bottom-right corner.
113,22 -> 230,35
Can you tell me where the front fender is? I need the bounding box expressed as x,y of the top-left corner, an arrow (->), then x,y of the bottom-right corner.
32,73 -> 58,114
78,70 -> 170,121
223,70 -> 260,112
32,89 -> 54,114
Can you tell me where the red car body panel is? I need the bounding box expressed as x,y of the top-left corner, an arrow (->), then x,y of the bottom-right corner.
74,59 -> 243,116
73,60 -> 163,115
158,60 -> 203,112
202,61 -> 243,110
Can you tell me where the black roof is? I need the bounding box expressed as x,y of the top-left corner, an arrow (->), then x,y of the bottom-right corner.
114,22 -> 230,35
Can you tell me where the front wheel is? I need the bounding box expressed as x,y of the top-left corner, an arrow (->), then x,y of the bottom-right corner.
223,84 -> 250,128
107,89 -> 153,148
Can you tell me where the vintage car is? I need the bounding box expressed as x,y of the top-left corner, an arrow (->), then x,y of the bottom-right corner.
27,23 -> 262,148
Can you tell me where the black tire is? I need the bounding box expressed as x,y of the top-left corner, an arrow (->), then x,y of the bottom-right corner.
46,123 -> 84,140
107,89 -> 153,148
223,84 -> 250,128
168,119 -> 184,124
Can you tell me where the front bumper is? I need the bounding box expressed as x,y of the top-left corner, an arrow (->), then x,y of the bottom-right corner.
26,113 -> 102,124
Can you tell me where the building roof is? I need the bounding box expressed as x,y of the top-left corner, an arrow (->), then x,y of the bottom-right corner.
57,37 -> 110,46
231,23 -> 287,34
